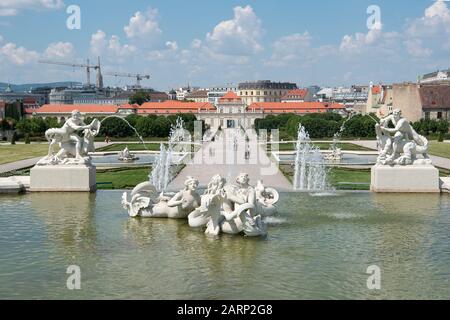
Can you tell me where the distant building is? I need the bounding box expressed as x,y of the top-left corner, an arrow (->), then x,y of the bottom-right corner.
419,69 -> 450,84
281,89 -> 309,102
238,80 -> 297,106
175,86 -> 199,100
420,83 -> 450,120
25,104 -> 119,122
168,89 -> 177,100
366,82 -> 450,122
117,100 -> 215,116
185,90 -> 209,103
207,84 -> 238,106
249,102 -> 346,115
0,84 -> 47,106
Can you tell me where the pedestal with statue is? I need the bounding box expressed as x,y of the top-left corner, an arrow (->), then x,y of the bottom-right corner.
370,109 -> 439,193
30,110 -> 100,192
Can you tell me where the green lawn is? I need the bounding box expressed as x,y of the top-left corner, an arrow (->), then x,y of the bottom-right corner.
272,142 -> 373,152
96,167 -> 150,189
96,164 -> 185,189
429,142 -> 450,159
279,164 -> 371,190
0,144 -> 50,165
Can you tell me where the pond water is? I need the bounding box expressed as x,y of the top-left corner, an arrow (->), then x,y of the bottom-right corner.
90,154 -> 186,167
1,191 -> 450,299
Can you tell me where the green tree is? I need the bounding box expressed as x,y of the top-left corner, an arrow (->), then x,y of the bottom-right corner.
129,90 -> 152,105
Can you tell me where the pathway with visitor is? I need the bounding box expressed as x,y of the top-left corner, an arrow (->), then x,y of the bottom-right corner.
168,128 -> 293,191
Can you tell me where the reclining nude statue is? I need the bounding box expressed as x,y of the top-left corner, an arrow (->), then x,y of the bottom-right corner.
375,109 -> 431,166
121,173 -> 279,237
121,176 -> 201,218
38,110 -> 101,166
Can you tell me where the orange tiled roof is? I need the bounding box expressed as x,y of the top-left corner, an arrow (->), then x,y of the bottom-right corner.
139,101 -> 214,110
282,89 -> 308,100
27,104 -> 119,114
371,86 -> 381,94
249,102 -> 345,113
219,91 -> 242,103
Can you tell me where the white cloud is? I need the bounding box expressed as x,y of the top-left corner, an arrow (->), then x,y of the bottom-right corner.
124,7 -> 162,39
108,35 -> 136,57
90,30 -> 136,62
339,22 -> 383,54
90,30 -> 107,56
165,41 -> 178,51
0,0 -> 64,16
404,39 -> 433,58
0,42 -> 39,65
205,5 -> 263,56
44,41 -> 75,59
403,1 -> 450,57
191,39 -> 202,49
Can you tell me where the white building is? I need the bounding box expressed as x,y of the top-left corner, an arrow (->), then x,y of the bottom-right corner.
207,84 -> 238,106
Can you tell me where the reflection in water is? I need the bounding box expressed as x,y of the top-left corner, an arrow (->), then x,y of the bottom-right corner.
1,190 -> 450,299
29,192 -> 97,259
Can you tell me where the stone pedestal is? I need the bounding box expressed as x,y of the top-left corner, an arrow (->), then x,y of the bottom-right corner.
371,164 -> 440,193
30,165 -> 96,192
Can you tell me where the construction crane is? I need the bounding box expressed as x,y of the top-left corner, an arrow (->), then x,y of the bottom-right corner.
39,57 -> 103,89
104,72 -> 150,88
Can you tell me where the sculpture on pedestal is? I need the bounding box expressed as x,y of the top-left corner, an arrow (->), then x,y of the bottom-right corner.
122,173 -> 279,237
38,110 -> 101,166
375,109 -> 431,166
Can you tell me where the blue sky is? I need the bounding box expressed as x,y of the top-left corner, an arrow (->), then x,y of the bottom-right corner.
0,0 -> 449,90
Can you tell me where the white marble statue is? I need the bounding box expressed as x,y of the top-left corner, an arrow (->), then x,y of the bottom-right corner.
122,173 -> 279,237
191,173 -> 279,237
38,110 -> 100,166
118,146 -> 138,161
122,176 -> 201,218
375,109 -> 431,166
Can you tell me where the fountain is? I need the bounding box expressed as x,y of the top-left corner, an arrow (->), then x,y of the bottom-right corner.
117,146 -> 139,162
150,143 -> 173,192
149,117 -> 189,192
122,173 -> 279,237
324,113 -> 355,162
100,115 -> 149,150
293,124 -> 329,191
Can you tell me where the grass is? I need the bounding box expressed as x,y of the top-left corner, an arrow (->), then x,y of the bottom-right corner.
271,142 -> 373,152
428,141 -> 450,159
0,144 -> 50,165
95,164 -> 185,189
279,164 -> 371,190
96,167 -> 150,189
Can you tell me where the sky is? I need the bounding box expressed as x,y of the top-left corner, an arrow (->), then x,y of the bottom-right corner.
0,0 -> 449,91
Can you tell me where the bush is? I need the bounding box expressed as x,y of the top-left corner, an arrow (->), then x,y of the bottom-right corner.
437,131 -> 444,142
24,133 -> 31,144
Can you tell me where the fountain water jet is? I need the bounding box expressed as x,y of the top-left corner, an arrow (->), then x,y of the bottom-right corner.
100,115 -> 149,150
293,124 -> 330,191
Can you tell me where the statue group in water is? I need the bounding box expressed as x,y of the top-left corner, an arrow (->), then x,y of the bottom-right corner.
121,173 -> 279,237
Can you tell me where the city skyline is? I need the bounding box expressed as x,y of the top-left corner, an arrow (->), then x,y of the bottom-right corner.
0,0 -> 449,90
